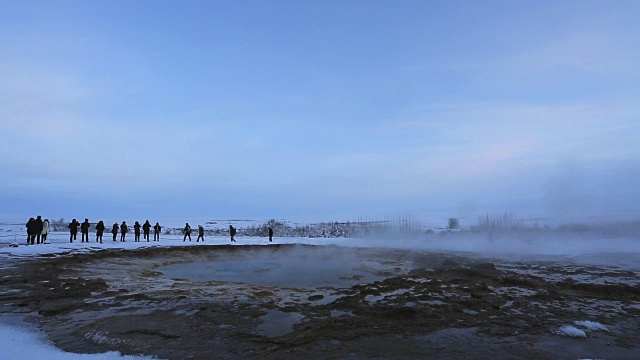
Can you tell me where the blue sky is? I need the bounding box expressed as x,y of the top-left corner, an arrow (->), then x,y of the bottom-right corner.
1,0 -> 639,225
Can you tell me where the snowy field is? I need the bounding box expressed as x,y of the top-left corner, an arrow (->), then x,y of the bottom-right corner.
1,221 -> 640,359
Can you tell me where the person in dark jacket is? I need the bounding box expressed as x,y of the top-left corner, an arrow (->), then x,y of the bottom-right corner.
120,221 -> 128,242
133,221 -> 141,242
153,222 -> 161,241
111,222 -> 118,242
229,225 -> 237,242
68,219 -> 80,243
268,226 -> 273,243
183,223 -> 192,242
34,216 -> 43,244
142,220 -> 151,242
26,217 -> 36,245
80,219 -> 90,243
95,221 -> 105,243
197,225 -> 205,242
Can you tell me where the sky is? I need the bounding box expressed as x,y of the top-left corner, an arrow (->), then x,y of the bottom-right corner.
1,0 -> 639,225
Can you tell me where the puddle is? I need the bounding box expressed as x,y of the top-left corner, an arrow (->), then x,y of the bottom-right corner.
257,310 -> 304,337
331,310 -> 353,318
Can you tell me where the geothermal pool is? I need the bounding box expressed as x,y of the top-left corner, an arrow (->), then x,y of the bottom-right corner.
159,256 -> 386,288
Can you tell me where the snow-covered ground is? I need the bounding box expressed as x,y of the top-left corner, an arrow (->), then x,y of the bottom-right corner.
1,222 -> 640,359
0,315 -> 154,360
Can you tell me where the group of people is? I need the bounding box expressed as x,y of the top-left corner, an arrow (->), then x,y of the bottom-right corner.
181,224 -> 252,243
26,217 -> 274,245
65,219 -> 163,243
25,216 -> 50,245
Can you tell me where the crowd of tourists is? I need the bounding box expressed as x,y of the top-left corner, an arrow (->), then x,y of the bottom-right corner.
25,216 -> 274,245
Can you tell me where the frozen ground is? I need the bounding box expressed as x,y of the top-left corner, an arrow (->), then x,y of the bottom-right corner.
1,223 -> 640,359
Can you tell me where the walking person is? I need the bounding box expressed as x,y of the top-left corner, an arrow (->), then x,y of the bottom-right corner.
153,222 -> 161,241
133,221 -> 141,242
26,217 -> 36,245
80,219 -> 91,243
120,221 -> 128,242
95,221 -> 105,243
41,218 -> 51,244
34,216 -> 43,244
268,226 -> 273,243
197,225 -> 205,242
142,220 -> 151,242
183,223 -> 192,242
111,222 -> 118,242
68,219 -> 80,243
229,225 -> 237,242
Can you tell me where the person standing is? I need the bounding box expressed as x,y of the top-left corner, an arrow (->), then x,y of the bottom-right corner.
80,219 -> 91,243
133,221 -> 141,242
68,219 -> 80,243
197,225 -> 205,242
26,217 -> 36,245
183,223 -> 192,242
153,222 -> 161,241
268,226 -> 273,243
229,225 -> 237,242
41,218 -> 51,244
111,222 -> 118,242
34,216 -> 43,244
95,221 -> 105,243
142,220 -> 151,242
120,221 -> 128,242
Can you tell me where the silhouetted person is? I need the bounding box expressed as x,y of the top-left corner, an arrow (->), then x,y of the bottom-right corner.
268,226 -> 273,242
134,221 -> 141,242
80,219 -> 90,243
68,219 -> 80,243
111,222 -> 118,242
41,219 -> 50,244
229,225 -> 236,242
95,221 -> 105,243
142,220 -> 151,242
197,225 -> 204,242
26,217 -> 36,245
153,222 -> 161,241
34,216 -> 43,244
120,221 -> 128,242
183,223 -> 192,242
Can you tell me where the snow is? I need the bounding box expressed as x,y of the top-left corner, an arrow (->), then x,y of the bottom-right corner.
555,320 -> 610,338
574,320 -> 609,332
556,325 -> 587,337
0,225 -> 635,358
0,316 -> 155,359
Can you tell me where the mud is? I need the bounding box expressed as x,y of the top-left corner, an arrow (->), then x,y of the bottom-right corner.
1,244 -> 640,359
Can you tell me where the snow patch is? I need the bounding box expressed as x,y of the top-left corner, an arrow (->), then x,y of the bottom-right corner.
574,320 -> 609,332
555,325 -> 587,337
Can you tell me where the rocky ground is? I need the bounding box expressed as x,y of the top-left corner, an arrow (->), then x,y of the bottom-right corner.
1,244 -> 640,359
